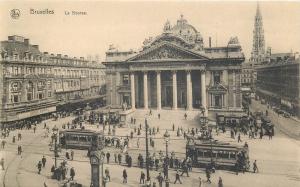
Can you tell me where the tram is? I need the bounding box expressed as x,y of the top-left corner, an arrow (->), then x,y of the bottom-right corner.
59,129 -> 104,150
186,140 -> 250,170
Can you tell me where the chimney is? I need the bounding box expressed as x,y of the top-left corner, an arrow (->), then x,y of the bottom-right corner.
24,39 -> 29,45
8,36 -> 14,41
64,55 -> 68,58
80,57 -> 84,60
209,37 -> 212,48
32,45 -> 39,50
43,52 -> 48,55
57,54 -> 61,58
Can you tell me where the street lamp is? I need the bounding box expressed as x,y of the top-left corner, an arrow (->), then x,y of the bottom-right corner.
51,126 -> 59,168
164,130 -> 170,187
108,108 -> 111,135
145,118 -> 150,185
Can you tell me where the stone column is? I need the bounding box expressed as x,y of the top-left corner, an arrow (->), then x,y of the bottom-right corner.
233,70 -> 236,108
143,71 -> 148,109
172,70 -> 177,110
201,71 -> 207,116
116,72 -> 120,105
186,70 -> 193,110
130,72 -> 135,110
156,71 -> 161,110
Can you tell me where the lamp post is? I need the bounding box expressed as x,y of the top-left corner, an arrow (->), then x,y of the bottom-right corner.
52,126 -> 59,168
145,118 -> 150,185
100,152 -> 106,187
164,130 -> 170,187
108,108 -> 111,135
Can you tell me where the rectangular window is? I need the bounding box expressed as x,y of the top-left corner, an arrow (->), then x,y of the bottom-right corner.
27,93 -> 32,101
123,74 -> 129,85
13,95 -> 19,103
48,92 -> 52,97
214,72 -> 220,85
38,93 -> 43,99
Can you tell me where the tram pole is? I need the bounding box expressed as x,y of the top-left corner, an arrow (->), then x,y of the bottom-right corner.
145,118 -> 150,184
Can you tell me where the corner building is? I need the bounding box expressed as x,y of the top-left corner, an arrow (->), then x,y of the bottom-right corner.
0,35 -> 105,127
103,16 -> 245,117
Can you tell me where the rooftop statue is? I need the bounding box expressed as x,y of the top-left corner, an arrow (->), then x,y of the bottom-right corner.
228,36 -> 240,45
163,20 -> 172,33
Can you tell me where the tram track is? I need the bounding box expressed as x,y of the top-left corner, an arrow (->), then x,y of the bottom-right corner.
2,124 -> 55,187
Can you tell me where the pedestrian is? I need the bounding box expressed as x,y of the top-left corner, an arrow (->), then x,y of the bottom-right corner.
218,177 -> 223,187
137,138 -> 140,148
0,158 -> 4,170
184,113 -> 187,120
105,167 -> 110,182
118,153 -> 122,165
18,133 -> 22,141
181,163 -> 189,177
150,109 -> 152,115
140,171 -> 145,184
172,123 -> 175,131
158,113 -> 160,119
37,161 -> 42,174
33,126 -> 36,133
42,156 -> 47,167
66,152 -> 70,159
198,177 -> 202,187
106,152 -> 110,163
206,168 -> 211,183
174,170 -> 182,184
156,172 -> 164,187
122,169 -> 127,183
71,150 -> 74,160
238,133 -> 242,143
253,160 -> 259,173
12,135 -> 16,143
70,167 -> 75,180
18,145 -> 22,155
1,140 -> 6,149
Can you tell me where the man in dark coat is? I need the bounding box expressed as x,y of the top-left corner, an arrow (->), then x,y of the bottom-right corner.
42,156 -> 46,167
70,167 -> 75,180
122,169 -> 127,183
37,161 -> 42,174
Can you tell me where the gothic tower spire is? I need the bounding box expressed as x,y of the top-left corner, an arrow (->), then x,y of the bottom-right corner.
251,2 -> 265,63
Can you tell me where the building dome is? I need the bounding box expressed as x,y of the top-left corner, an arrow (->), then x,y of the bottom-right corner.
171,15 -> 198,40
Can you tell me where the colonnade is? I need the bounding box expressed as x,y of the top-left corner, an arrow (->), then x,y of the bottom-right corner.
130,70 -> 207,115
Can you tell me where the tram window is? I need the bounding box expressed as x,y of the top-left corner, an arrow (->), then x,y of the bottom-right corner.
228,152 -> 235,159
70,135 -> 78,141
203,151 -> 211,157
79,136 -> 87,142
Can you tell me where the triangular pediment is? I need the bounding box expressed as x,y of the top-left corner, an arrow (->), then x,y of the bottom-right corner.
208,83 -> 227,93
127,42 -> 208,62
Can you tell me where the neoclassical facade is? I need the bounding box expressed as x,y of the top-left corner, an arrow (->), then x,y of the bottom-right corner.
104,16 -> 244,116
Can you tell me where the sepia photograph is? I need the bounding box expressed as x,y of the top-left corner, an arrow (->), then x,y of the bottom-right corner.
0,0 -> 299,187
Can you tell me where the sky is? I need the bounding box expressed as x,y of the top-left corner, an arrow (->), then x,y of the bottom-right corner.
1,0 -> 299,61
